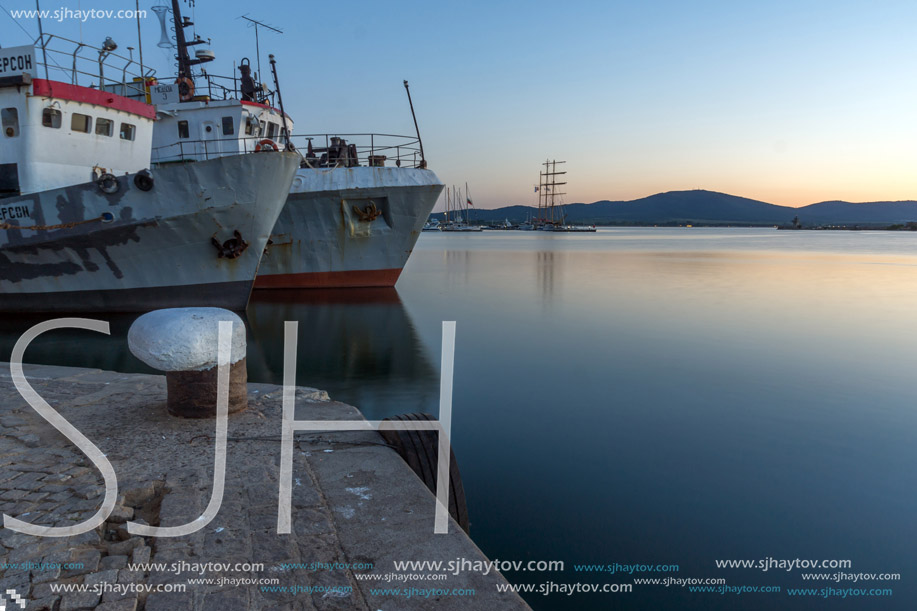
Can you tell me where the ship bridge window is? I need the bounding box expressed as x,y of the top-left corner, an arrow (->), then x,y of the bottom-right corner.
120,122 -> 136,141
71,113 -> 92,133
42,108 -> 62,128
267,122 -> 277,139
221,116 -> 234,136
178,120 -> 189,139
244,116 -> 255,136
2,108 -> 19,138
95,118 -> 113,137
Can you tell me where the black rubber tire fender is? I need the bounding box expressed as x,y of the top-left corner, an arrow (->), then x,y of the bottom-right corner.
133,169 -> 154,192
380,413 -> 470,533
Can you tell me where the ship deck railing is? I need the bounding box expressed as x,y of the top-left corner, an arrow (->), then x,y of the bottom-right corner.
152,133 -> 426,169
186,71 -> 281,109
33,34 -> 156,100
290,133 -> 424,169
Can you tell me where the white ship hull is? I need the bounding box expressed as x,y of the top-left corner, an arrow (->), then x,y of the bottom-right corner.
255,166 -> 443,289
0,152 -> 300,311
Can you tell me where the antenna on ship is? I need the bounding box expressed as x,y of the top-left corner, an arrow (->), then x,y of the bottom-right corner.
135,0 -> 145,80
34,0 -> 49,80
403,80 -> 426,169
239,15 -> 282,87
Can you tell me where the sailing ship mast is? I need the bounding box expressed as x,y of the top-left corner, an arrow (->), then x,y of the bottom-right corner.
538,159 -> 566,225
457,185 -> 463,223
437,182 -> 484,232
454,185 -> 463,224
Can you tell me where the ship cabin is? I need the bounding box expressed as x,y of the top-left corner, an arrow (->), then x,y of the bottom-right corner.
0,42 -> 155,199
151,93 -> 293,164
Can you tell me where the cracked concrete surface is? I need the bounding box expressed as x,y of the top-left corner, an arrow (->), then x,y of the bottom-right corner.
0,363 -> 529,610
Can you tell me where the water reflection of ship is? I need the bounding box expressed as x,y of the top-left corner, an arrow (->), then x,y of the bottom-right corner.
537,250 -> 559,302
443,249 -> 472,286
0,289 -> 439,421
0,313 -> 150,375
246,288 -> 439,420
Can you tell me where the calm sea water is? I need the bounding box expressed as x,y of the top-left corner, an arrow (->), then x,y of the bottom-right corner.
4,227 -> 916,610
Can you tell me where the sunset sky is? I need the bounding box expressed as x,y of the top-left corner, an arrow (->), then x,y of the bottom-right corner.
3,0 -> 916,209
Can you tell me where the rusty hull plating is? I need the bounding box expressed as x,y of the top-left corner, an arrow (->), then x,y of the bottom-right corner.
255,166 -> 443,289
0,152 -> 300,312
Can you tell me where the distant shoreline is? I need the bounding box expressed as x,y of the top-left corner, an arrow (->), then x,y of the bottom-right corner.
434,189 -> 917,228
458,221 -> 917,230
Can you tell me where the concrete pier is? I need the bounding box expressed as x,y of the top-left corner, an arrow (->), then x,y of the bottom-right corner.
0,363 -> 530,611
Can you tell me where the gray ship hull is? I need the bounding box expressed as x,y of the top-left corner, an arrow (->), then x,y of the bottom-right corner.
0,152 -> 300,312
254,167 -> 443,289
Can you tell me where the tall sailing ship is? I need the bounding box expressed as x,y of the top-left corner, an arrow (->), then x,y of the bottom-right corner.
533,159 -> 595,233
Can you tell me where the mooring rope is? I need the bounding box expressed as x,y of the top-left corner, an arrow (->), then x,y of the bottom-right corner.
0,215 -> 108,231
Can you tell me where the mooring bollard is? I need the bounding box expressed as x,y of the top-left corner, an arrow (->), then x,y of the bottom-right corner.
127,308 -> 248,418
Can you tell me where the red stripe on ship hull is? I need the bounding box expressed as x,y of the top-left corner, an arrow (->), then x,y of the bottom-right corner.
250,287 -> 401,305
32,79 -> 157,119
254,268 -> 403,289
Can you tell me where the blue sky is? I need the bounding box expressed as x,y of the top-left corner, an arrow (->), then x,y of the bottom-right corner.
3,0 -> 916,209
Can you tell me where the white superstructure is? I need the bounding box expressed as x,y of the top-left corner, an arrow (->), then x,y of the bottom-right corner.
0,44 -> 154,197
153,97 -> 291,162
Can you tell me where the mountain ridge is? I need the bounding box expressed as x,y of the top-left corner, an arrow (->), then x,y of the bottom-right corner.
439,190 -> 917,226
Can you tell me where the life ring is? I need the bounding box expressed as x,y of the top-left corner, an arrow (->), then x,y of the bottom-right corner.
97,173 -> 119,195
255,139 -> 279,152
176,76 -> 195,102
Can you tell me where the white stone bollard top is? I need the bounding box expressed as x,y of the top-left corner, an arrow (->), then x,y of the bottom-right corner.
128,308 -> 247,372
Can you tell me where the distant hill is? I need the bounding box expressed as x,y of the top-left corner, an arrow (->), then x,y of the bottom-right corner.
795,200 -> 917,225
440,190 -> 917,226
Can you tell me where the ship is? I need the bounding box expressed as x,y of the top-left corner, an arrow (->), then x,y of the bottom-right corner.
256,155 -> 445,287
533,159 -> 596,232
0,37 -> 299,312
148,2 -> 444,289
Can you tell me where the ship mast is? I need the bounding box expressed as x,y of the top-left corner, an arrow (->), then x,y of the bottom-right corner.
457,186 -> 463,223
539,159 -> 566,225
170,0 -> 214,97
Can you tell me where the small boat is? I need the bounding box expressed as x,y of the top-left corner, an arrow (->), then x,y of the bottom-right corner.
550,224 -> 597,233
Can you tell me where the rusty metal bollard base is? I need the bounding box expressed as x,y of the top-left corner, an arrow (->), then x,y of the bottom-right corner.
165,358 -> 248,418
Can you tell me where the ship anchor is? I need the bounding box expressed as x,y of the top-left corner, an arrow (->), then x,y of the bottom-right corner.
211,230 -> 249,259
352,202 -> 381,223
